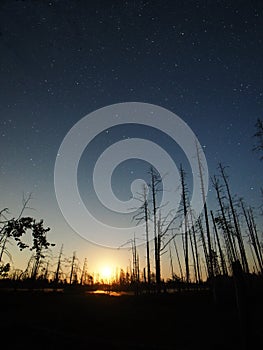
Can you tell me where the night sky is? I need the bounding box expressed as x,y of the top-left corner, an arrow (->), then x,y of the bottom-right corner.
0,0 -> 262,278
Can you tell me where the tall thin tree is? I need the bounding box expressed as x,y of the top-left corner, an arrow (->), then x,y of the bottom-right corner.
219,164 -> 249,274
196,142 -> 214,279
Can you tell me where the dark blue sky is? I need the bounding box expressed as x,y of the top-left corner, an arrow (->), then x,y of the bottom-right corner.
0,0 -> 262,275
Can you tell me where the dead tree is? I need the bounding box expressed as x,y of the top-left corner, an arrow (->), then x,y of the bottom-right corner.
180,165 -> 190,283
131,234 -> 140,283
144,185 -> 151,285
211,210 -> 228,275
196,143 -> 214,279
212,175 -> 237,271
179,165 -> 199,282
248,207 -> 263,268
197,217 -> 209,281
169,243 -> 174,279
150,167 -> 163,290
172,233 -> 184,281
133,184 -> 151,285
80,257 -> 87,285
219,164 -> 249,274
156,213 -> 162,291
189,225 -> 198,283
189,209 -> 202,282
54,244 -> 63,284
149,167 -> 178,290
241,201 -> 263,274
43,261 -> 49,280
69,251 -> 76,284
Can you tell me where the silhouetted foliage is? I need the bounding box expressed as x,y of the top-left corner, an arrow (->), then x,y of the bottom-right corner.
1,201 -> 55,280
2,217 -> 53,253
0,262 -> 10,277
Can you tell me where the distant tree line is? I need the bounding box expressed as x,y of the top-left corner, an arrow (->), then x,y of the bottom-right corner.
0,119 -> 262,295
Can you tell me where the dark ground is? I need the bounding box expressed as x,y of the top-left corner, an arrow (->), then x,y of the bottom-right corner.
0,285 -> 262,350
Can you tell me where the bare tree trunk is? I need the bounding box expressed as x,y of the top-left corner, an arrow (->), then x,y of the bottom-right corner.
69,251 -> 76,285
143,267 -> 146,284
173,236 -> 184,281
80,258 -> 87,285
150,167 -> 165,293
131,235 -> 140,295
180,165 -> 190,283
190,210 -> 201,282
211,210 -> 228,275
143,185 -> 151,285
156,213 -> 161,292
249,207 -> 263,270
249,242 -> 260,273
197,217 -> 209,281
241,201 -> 263,274
196,143 -> 214,279
132,235 -> 140,282
150,167 -> 160,290
169,243 -> 174,279
212,176 -> 237,268
219,164 -> 249,274
189,227 -> 198,283
54,244 -> 63,284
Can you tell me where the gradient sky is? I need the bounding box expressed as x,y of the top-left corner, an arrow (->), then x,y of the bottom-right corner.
0,0 -> 262,279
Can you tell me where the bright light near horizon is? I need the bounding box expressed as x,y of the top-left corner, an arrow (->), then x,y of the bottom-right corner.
100,266 -> 113,281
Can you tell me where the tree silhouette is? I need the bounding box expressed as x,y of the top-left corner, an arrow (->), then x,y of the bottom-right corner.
0,202 -> 55,279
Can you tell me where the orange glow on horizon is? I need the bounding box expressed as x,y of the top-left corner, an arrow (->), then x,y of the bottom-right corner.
99,265 -> 114,282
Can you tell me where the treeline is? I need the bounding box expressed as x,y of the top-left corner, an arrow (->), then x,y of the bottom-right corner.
126,118 -> 263,291
0,119 -> 262,293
